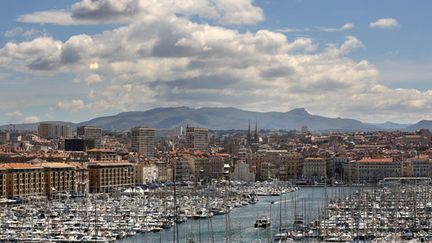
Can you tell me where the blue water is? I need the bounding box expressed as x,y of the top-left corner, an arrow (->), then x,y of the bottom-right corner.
119,186 -> 354,243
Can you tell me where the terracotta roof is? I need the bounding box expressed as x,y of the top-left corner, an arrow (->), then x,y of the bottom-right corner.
40,162 -> 75,168
87,148 -> 115,153
0,163 -> 43,169
88,161 -> 132,167
357,158 -> 394,163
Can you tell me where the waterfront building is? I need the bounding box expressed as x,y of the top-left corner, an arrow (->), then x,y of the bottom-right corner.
230,161 -> 255,182
131,127 -> 156,157
88,162 -> 134,193
409,156 -> 431,177
77,126 -> 102,148
302,157 -> 327,180
186,126 -> 209,151
134,163 -> 158,185
348,157 -> 401,183
196,156 -> 225,182
0,163 -> 45,198
155,161 -> 169,181
67,162 -> 88,196
0,168 -> 6,198
174,159 -> 190,182
38,123 -> 72,139
41,162 -> 77,197
259,162 -> 278,180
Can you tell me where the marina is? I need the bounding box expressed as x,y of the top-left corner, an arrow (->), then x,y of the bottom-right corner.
3,180 -> 432,242
0,181 -> 302,242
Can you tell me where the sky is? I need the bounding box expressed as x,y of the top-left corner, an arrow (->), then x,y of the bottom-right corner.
1,0 -> 432,124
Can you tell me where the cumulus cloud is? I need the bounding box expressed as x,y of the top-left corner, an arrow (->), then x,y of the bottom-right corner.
57,99 -> 86,112
369,18 -> 400,29
6,110 -> 23,117
4,27 -> 45,39
17,0 -> 264,26
2,1 -> 432,122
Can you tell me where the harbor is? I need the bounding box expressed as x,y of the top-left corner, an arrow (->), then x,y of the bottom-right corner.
0,181 -> 304,242
4,180 -> 432,242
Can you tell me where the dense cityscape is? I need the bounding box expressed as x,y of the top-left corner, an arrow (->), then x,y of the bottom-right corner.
1,121 -> 432,241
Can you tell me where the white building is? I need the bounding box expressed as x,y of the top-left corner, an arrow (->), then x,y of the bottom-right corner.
142,164 -> 158,183
231,161 -> 255,182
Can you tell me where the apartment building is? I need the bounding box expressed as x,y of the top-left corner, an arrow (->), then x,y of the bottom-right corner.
186,127 -> 209,151
131,127 -> 156,157
88,162 -> 134,193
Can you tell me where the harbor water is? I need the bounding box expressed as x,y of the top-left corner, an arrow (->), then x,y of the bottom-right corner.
120,186 -> 353,242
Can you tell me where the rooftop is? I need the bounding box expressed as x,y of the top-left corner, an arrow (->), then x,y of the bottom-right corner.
356,157 -> 394,163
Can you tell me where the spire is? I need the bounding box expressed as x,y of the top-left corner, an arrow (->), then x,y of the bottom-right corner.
247,120 -> 251,143
254,120 -> 258,141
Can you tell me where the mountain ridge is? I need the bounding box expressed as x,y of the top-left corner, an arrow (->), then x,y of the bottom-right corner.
0,107 -> 430,132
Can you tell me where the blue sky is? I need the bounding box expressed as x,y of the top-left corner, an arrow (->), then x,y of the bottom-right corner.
0,0 -> 432,124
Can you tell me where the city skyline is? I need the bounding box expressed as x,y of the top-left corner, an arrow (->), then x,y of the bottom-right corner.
1,0 -> 432,124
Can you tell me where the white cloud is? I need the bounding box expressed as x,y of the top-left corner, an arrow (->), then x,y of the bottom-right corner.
17,0 -> 264,26
17,10 -> 77,25
4,27 -> 45,39
369,18 -> 400,29
6,110 -> 23,117
23,116 -> 40,123
277,23 -> 354,33
2,1 -> 432,123
318,23 -> 354,32
57,99 -> 86,112
84,74 -> 103,85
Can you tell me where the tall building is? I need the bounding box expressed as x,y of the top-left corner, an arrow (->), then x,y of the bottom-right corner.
38,123 -> 72,139
131,127 -> 156,157
186,126 -> 208,151
77,126 -> 102,148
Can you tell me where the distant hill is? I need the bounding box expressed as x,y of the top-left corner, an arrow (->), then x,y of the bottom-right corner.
2,107 -> 427,132
406,120 -> 432,132
77,107 -> 381,131
372,121 -> 410,130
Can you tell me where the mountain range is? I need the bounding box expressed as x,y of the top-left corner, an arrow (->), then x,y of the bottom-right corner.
0,107 -> 431,132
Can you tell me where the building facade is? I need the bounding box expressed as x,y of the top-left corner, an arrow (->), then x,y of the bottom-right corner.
87,148 -> 120,161
186,127 -> 209,151
196,156 -> 225,181
88,162 -> 134,193
77,126 -> 102,148
302,157 -> 327,180
1,163 -> 45,198
230,162 -> 255,182
0,168 -> 6,198
42,163 -> 77,197
38,123 -> 72,139
348,158 -> 401,183
131,127 -> 156,157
